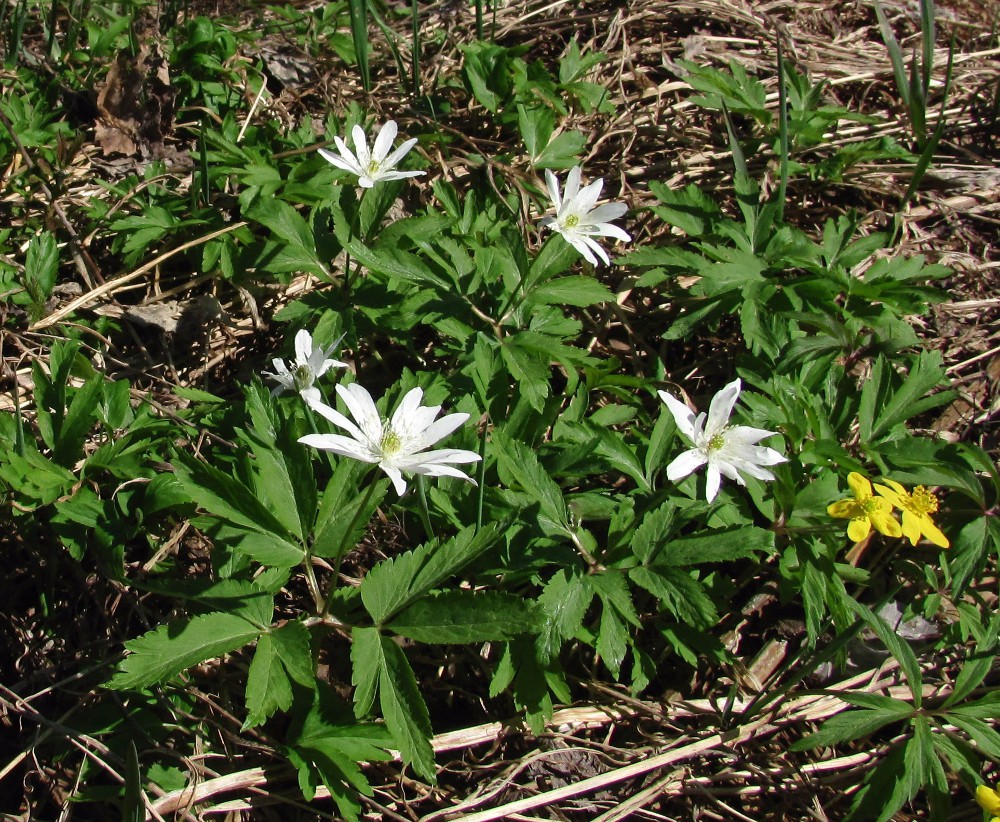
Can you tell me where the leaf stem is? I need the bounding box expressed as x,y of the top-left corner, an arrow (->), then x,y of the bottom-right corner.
320,475 -> 379,618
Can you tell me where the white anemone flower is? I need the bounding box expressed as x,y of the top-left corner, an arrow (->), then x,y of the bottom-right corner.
538,166 -> 631,266
317,120 -> 425,189
263,329 -> 348,405
658,378 -> 787,503
300,383 -> 482,496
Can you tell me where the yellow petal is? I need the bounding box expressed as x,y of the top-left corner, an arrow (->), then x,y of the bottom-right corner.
874,482 -> 905,509
869,507 -> 902,538
918,515 -> 950,549
828,499 -> 860,519
977,785 -> 1000,814
847,517 -> 872,542
847,472 -> 872,499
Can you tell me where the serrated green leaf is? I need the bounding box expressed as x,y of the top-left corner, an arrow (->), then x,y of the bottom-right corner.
658,526 -> 774,566
55,376 -> 102,466
947,714 -> 1000,759
272,620 -> 315,686
631,502 -> 677,563
791,706 -> 910,750
244,633 -> 293,729
234,531 -> 305,567
360,524 -> 500,623
173,453 -> 294,541
493,433 -> 568,533
351,627 -> 381,719
848,599 -> 924,707
533,130 -> 587,168
596,604 -> 628,678
628,566 -> 717,627
537,570 -> 592,661
122,740 -> 143,822
388,591 -> 540,643
109,612 -> 265,690
525,276 -> 614,308
378,637 -> 435,782
590,571 -> 640,627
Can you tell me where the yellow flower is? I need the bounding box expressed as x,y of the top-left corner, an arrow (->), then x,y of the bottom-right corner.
976,784 -> 1000,822
827,472 -> 902,542
874,479 -> 949,549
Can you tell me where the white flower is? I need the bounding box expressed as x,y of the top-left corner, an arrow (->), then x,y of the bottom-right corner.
658,378 -> 787,503
263,329 -> 348,405
317,120 -> 425,189
300,383 -> 481,496
538,166 -> 631,266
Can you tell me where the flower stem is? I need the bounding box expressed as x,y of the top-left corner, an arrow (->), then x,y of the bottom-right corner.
415,474 -> 435,541
320,475 -> 379,618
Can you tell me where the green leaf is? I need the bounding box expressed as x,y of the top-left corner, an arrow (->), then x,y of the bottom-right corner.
631,502 -> 677,564
378,637 -> 435,782
350,627 -> 381,720
533,130 -> 587,169
658,526 -> 775,566
272,620 -> 315,686
312,477 -> 389,560
24,231 -> 59,303
173,453 -> 294,541
244,633 -> 294,729
493,433 -> 569,534
360,524 -> 501,623
388,591 -> 540,643
596,604 -> 628,678
847,599 -> 924,707
647,182 -> 720,237
55,375 -> 103,466
537,569 -> 593,661
234,531 -> 306,568
109,612 -> 265,690
628,566 -> 717,627
122,740 -> 143,822
525,276 -> 614,308
791,705 -> 912,750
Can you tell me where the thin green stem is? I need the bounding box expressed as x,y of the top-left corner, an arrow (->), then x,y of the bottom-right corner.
475,423 -> 487,531
415,474 -> 435,541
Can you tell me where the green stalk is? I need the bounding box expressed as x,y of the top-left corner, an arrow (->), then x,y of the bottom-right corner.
775,39 -> 789,224
415,474 -> 435,542
347,0 -> 371,92
411,0 -> 421,98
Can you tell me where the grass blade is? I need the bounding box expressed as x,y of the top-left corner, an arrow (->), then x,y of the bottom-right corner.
775,38 -> 790,223
347,0 -> 371,92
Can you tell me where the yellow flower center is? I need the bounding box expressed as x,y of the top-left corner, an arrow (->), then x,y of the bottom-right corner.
564,214 -> 581,228
366,159 -> 381,175
380,429 -> 403,456
910,485 -> 938,514
707,432 -> 726,452
293,364 -> 314,392
860,496 -> 880,517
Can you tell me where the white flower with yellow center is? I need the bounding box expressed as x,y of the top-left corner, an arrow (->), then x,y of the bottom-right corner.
538,166 -> 631,266
658,378 -> 787,503
300,383 -> 481,496
263,329 -> 347,404
318,120 -> 425,189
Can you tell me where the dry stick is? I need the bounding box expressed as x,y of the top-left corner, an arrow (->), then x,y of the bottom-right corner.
148,666 -> 916,820
29,222 -> 249,331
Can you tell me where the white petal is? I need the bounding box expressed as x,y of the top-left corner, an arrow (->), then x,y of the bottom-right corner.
658,390 -> 697,442
372,120 -> 398,162
375,169 -> 426,182
381,465 -> 408,496
586,202 -> 627,224
407,463 -> 477,484
337,383 -> 384,444
299,386 -> 322,405
294,329 -> 313,364
396,447 -> 481,469
580,235 -> 612,266
314,357 -> 348,378
407,412 -> 471,452
308,399 -> 368,444
563,232 -> 600,265
318,146 -> 361,174
706,379 -> 741,436
724,425 -> 782,448
574,178 -> 604,214
299,433 -> 376,463
351,124 -> 371,165
666,448 -> 706,482
380,136 -> 418,171
583,222 -> 631,243
563,166 -> 582,206
544,169 -> 562,213
358,176 -> 376,188
389,387 -> 427,435
704,464 -> 722,502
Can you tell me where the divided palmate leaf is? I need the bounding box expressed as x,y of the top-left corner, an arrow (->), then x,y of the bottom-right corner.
387,590 -> 541,643
109,612 -> 267,690
360,524 -> 500,624
244,633 -> 294,729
